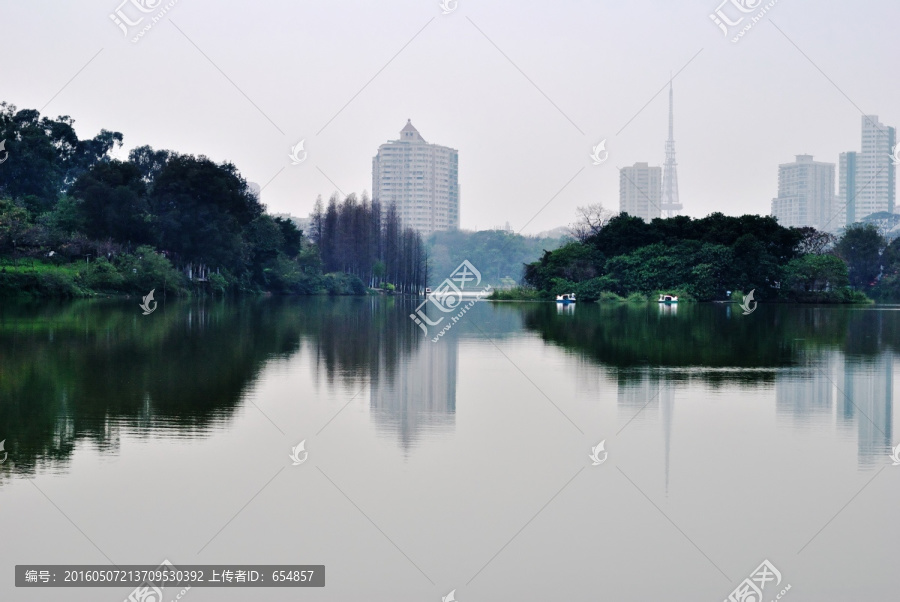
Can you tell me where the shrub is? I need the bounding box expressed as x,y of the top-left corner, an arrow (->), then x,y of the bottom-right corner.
598,291 -> 624,302
574,277 -> 608,302
0,269 -> 83,298
263,256 -> 303,294
323,273 -> 367,296
38,271 -> 82,297
208,272 -> 228,294
114,246 -> 189,295
549,278 -> 577,297
79,257 -> 124,292
487,286 -> 547,301
872,275 -> 900,302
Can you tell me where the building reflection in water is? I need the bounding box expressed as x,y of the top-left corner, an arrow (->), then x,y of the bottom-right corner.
775,348 -> 893,466
613,349 -> 894,476
837,351 -> 893,467
615,372 -> 676,493
775,349 -> 838,424
370,337 -> 458,451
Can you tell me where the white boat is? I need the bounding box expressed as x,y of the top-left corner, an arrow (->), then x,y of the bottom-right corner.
658,294 -> 678,304
556,293 -> 576,304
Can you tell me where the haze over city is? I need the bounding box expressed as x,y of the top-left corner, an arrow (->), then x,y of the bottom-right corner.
2,0 -> 898,233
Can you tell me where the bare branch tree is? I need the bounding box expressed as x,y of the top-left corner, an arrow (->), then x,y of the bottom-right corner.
569,203 -> 616,242
795,226 -> 837,255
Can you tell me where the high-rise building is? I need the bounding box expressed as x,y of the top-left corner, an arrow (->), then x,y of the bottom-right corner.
619,162 -> 661,222
837,151 -> 857,227
770,155 -> 835,230
660,81 -> 683,218
837,115 -> 896,228
372,120 -> 460,235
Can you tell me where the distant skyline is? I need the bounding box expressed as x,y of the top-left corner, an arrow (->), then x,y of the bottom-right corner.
2,0 -> 898,233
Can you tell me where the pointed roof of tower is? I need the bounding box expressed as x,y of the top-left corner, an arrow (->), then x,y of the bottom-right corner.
400,119 -> 426,143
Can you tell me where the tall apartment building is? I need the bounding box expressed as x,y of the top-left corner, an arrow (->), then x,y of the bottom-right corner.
770,155 -> 835,230
619,162 -> 662,222
836,152 -> 856,227
372,120 -> 460,235
837,115 -> 896,228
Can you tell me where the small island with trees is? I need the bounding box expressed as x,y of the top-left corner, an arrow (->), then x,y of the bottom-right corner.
503,204 -> 900,304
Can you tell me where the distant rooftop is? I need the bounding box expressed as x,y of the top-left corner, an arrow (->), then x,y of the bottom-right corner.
399,119 -> 426,143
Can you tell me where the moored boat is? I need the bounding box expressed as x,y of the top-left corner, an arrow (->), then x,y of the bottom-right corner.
556,293 -> 576,304
658,294 -> 678,304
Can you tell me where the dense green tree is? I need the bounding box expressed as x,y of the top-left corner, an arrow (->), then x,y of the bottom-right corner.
39,195 -> 86,241
0,199 -> 32,256
834,223 -> 884,288
70,160 -> 151,244
245,214 -> 285,282
274,217 -> 303,258
783,254 -> 849,294
128,145 -> 171,183
524,242 -> 605,291
585,213 -> 655,256
0,103 -> 121,209
688,243 -> 735,300
148,154 -> 263,270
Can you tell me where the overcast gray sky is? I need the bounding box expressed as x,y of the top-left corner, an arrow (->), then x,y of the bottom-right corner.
2,0 -> 898,233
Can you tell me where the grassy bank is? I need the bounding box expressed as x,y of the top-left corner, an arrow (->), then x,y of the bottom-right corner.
0,256 -> 377,299
0,263 -> 88,298
488,286 -> 551,301
0,251 -> 190,299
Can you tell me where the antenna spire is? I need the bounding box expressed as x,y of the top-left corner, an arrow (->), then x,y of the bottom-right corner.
661,77 -> 682,217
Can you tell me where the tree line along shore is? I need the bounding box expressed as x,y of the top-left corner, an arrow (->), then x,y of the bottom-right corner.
1,102 -> 896,302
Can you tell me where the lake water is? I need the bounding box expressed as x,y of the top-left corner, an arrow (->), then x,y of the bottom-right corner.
1,297 -> 898,601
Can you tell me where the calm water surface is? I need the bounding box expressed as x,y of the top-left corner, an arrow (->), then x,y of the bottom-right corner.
0,298 -> 897,601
